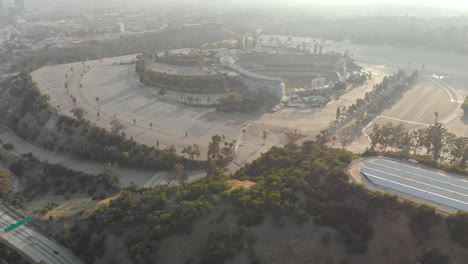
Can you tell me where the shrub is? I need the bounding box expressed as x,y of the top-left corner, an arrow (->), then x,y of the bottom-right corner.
40,207 -> 50,215
446,212 -> 468,247
3,143 -> 14,150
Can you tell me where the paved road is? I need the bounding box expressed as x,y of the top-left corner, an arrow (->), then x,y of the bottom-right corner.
0,126 -> 158,187
0,202 -> 85,264
347,157 -> 462,214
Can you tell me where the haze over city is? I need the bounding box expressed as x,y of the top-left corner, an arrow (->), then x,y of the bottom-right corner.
0,0 -> 467,263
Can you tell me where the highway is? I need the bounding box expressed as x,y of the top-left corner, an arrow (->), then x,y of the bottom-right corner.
0,202 -> 85,264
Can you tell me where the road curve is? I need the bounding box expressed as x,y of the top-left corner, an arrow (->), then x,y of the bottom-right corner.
0,202 -> 85,264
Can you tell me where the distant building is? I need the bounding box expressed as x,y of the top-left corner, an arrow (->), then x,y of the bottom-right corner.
14,0 -> 23,9
115,23 -> 125,33
8,6 -> 21,17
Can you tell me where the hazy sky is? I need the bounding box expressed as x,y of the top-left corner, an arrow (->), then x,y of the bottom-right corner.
24,0 -> 468,12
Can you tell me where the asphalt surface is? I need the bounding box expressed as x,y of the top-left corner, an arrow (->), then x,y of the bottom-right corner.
30,36 -> 468,164
0,202 -> 85,264
362,158 -> 468,211
348,157 -> 466,213
0,125 -> 159,187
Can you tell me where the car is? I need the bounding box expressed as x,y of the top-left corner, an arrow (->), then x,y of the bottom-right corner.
53,250 -> 59,255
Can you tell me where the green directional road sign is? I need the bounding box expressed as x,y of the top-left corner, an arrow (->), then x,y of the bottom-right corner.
4,217 -> 31,232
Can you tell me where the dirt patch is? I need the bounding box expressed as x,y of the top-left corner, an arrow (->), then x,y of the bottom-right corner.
228,180 -> 256,190
285,131 -> 308,142
38,195 -> 118,220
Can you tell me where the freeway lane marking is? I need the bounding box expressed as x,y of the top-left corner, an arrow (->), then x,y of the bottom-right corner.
363,172 -> 468,211
363,166 -> 468,199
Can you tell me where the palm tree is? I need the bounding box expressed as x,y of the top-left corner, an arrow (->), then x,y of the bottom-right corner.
97,112 -> 101,120
150,122 -> 153,130
95,97 -> 100,109
434,111 -> 439,124
57,105 -> 61,114
242,129 -> 246,143
133,119 -> 136,125
262,131 -> 267,145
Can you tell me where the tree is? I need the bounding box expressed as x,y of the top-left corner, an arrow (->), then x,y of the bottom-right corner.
462,96 -> 468,116
0,172 -> 11,196
446,212 -> 468,247
242,129 -> 246,143
182,145 -> 194,159
221,140 -> 236,162
449,137 -> 468,166
420,248 -> 452,264
193,144 -> 201,160
100,163 -> 120,191
339,135 -> 350,149
425,123 -> 449,160
70,107 -> 85,120
316,130 -> 330,145
110,119 -> 127,134
206,159 -> 217,175
336,107 -> 341,120
95,97 -> 100,109
228,92 -> 240,102
172,164 -> 188,186
262,131 -> 267,145
187,96 -> 194,105
208,135 -> 222,161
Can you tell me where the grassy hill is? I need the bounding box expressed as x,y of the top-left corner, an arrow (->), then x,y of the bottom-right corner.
56,141 -> 468,264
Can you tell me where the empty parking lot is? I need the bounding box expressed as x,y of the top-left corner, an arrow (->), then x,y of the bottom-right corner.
361,158 -> 468,211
